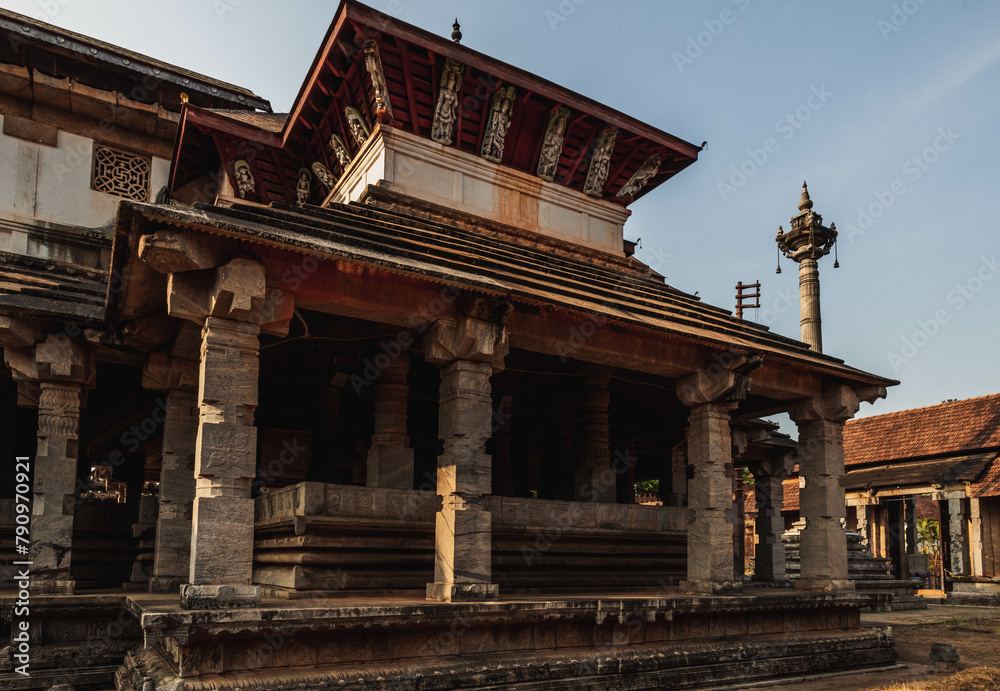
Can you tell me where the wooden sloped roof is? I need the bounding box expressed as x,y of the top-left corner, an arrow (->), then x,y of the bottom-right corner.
844,394 -> 1000,467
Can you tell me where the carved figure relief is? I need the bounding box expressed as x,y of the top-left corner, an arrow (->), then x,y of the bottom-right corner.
616,154 -> 661,197
431,59 -> 465,146
480,86 -> 516,163
312,162 -> 336,191
345,107 -> 371,148
233,159 -> 255,199
329,134 -> 351,167
363,40 -> 394,122
296,167 -> 312,205
583,128 -> 618,197
536,106 -> 571,182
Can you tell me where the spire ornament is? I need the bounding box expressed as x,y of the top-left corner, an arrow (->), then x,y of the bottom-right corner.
451,19 -> 462,43
775,181 -> 838,352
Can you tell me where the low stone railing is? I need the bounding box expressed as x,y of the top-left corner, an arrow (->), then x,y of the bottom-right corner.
253,482 -> 691,596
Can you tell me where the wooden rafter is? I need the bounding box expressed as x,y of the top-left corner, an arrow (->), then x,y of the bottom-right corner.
397,38 -> 421,135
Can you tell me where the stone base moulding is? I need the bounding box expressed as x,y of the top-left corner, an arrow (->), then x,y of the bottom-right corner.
179,583 -> 261,610
426,582 -> 500,602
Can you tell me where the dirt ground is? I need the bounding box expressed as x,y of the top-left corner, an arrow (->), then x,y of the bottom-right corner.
739,605 -> 1000,691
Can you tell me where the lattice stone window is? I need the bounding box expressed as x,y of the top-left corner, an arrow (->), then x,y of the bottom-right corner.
91,144 -> 150,201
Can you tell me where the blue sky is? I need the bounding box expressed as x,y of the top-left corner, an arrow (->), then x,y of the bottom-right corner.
7,0 -> 998,420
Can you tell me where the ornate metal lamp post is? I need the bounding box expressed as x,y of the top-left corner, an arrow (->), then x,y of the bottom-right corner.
775,182 -> 838,352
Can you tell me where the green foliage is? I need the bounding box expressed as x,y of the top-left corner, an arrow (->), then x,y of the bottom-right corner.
634,479 -> 659,497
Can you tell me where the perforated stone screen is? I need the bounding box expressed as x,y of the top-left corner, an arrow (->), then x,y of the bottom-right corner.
91,144 -> 150,201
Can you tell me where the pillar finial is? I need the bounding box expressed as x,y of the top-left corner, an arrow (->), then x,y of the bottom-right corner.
451,18 -> 462,43
799,181 -> 813,211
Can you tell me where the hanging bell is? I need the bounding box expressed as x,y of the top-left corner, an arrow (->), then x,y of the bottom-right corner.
834,259 -> 840,269
776,264 -> 782,274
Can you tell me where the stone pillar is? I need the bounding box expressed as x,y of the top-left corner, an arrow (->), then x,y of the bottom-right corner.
574,368 -> 614,503
423,307 -> 509,602
164,256 -> 293,609
750,453 -> 793,584
677,367 -> 750,595
855,504 -> 869,543
799,258 -> 822,352
366,346 -> 414,489
670,444 -> 688,507
789,384 -> 861,592
969,498 -> 984,577
947,498 -> 969,577
142,352 -> 199,593
904,497 -> 918,571
4,334 -> 94,594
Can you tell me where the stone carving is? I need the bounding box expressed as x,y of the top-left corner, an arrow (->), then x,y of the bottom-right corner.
616,153 -> 661,197
295,167 -> 311,205
312,162 -> 336,191
233,159 -> 255,199
536,106 -> 571,182
344,106 -> 371,148
583,128 -> 618,197
329,133 -> 351,167
431,58 -> 465,146
480,86 -> 516,164
363,40 -> 393,122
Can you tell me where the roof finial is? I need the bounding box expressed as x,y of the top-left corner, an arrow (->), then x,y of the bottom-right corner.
798,180 -> 813,211
451,18 -> 462,43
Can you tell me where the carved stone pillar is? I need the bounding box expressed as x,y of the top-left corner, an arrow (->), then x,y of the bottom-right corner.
164,256 -> 293,609
4,334 -> 94,594
749,453 -> 793,584
367,346 -> 413,489
855,504 -> 869,543
575,368 -> 614,503
789,384 -> 861,592
142,352 -> 199,593
424,308 -> 508,602
948,499 -> 969,577
677,367 -> 750,595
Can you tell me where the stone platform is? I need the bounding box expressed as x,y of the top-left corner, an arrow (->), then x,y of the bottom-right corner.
107,588 -> 895,690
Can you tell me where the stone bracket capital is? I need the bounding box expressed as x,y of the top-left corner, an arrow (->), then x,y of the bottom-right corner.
789,383 -> 861,424
142,351 -> 199,392
167,257 -> 294,336
3,333 -> 94,387
424,314 -> 508,372
0,316 -> 46,348
138,228 -> 236,274
678,368 -> 750,407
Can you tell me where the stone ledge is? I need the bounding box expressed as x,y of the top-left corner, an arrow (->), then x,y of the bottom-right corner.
179,584 -> 261,610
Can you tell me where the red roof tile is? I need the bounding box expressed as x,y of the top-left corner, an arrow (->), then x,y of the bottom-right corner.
969,456 -> 1000,498
844,393 -> 1000,467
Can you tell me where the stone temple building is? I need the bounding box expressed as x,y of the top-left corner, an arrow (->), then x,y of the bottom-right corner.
1,2 -> 903,688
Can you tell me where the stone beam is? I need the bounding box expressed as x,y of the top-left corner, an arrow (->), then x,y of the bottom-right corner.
788,383 -> 860,593
424,312 -> 508,602
0,316 -> 46,348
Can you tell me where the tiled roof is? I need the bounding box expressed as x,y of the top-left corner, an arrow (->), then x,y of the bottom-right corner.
782,477 -> 800,513
969,457 -> 1000,498
843,454 -> 994,491
0,252 -> 107,321
844,394 -> 1000,466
